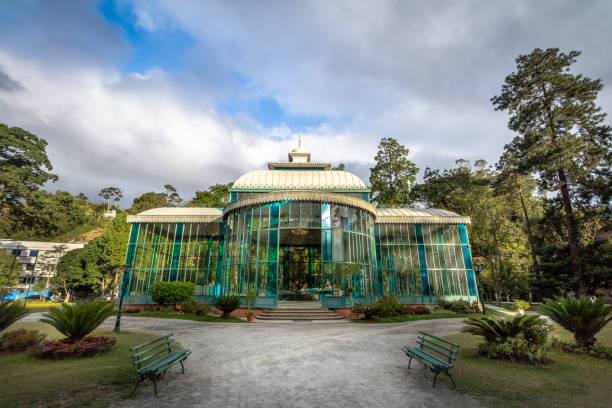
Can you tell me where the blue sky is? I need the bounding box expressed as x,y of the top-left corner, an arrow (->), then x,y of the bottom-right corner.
0,0 -> 610,205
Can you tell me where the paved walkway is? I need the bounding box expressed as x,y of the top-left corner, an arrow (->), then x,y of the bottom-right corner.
91,317 -> 483,408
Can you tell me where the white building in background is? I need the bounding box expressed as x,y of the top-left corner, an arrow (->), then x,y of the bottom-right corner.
0,239 -> 84,299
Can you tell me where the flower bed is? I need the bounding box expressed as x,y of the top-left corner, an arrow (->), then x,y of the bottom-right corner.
550,338 -> 612,360
32,336 -> 116,360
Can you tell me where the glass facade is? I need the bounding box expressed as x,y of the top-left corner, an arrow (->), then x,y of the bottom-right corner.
376,223 -> 476,300
125,222 -> 222,297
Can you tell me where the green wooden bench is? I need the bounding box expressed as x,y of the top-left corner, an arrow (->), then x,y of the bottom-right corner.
130,333 -> 191,396
402,331 -> 459,388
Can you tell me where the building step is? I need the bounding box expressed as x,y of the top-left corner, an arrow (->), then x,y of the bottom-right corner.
256,307 -> 346,321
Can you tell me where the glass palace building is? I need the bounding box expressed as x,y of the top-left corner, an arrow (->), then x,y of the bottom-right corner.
123,147 -> 478,308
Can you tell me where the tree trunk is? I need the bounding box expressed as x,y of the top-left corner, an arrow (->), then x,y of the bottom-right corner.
517,185 -> 539,268
64,291 -> 71,303
557,169 -> 585,295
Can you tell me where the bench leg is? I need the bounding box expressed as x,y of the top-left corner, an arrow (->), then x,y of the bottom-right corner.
152,377 -> 158,396
408,355 -> 413,369
131,377 -> 145,396
446,371 -> 457,389
432,370 -> 439,388
180,360 -> 185,374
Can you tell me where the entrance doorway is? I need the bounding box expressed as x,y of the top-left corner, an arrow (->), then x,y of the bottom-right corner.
278,229 -> 322,301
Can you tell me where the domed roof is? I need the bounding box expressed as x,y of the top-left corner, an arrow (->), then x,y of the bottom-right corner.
232,170 -> 368,191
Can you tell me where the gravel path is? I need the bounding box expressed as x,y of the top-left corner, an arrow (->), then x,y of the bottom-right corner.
78,316 -> 484,408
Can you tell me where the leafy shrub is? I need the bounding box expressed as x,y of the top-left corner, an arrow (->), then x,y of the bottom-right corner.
376,295 -> 402,317
0,301 -> 29,331
412,305 -> 431,315
213,296 -> 242,318
550,338 -> 612,360
150,281 -> 195,309
0,329 -> 46,352
540,295 -> 611,347
351,302 -> 379,320
32,336 -> 116,359
478,335 -> 550,364
40,300 -> 114,342
436,299 -> 479,313
512,299 -> 530,311
462,314 -> 545,344
180,299 -> 209,316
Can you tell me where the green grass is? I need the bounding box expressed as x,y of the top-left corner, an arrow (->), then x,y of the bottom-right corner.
353,310 -> 499,323
130,310 -> 244,323
0,322 -> 161,408
442,325 -> 612,408
26,301 -> 72,313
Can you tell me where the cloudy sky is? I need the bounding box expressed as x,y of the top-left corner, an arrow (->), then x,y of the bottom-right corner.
1,0 -> 611,206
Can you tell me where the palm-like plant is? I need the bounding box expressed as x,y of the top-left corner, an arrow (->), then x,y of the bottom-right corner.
213,296 -> 242,319
462,314 -> 544,344
540,295 -> 611,347
40,300 -> 114,342
0,301 -> 29,331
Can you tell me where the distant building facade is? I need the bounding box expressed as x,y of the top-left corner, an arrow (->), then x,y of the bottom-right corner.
0,239 -> 84,300
122,146 -> 479,308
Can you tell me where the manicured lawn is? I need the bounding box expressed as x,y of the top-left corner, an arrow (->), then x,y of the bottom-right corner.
353,310 -> 499,323
25,301 -> 72,313
443,325 -> 612,408
130,310 -> 244,323
0,322 -> 161,408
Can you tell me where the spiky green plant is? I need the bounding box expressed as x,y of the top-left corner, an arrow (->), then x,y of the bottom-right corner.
0,301 -> 29,331
462,314 -> 544,344
540,295 -> 611,346
213,296 -> 242,319
40,300 -> 114,342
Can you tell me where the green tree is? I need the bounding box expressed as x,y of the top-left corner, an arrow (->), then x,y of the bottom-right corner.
164,184 -> 182,205
129,191 -> 169,213
187,183 -> 233,208
98,187 -> 122,211
492,48 -> 612,295
331,163 -> 345,171
369,138 -> 418,206
0,124 -> 57,213
0,250 -> 19,296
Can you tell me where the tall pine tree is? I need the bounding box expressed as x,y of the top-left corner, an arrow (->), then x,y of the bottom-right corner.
492,48 -> 611,295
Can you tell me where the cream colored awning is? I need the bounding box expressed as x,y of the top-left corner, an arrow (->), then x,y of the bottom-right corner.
375,208 -> 471,224
232,170 -> 369,191
126,207 -> 223,223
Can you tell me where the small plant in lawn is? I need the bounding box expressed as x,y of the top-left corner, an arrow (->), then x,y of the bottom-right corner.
512,299 -> 530,315
540,295 -> 611,347
150,281 -> 195,310
0,329 -> 46,352
351,302 -> 379,320
412,305 -> 431,315
0,301 -> 29,331
180,299 -> 209,316
463,314 -> 550,364
376,295 -> 402,317
214,296 -> 242,318
40,300 -> 114,342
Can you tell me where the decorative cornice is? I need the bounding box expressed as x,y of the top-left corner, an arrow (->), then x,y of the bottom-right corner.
126,215 -> 223,224
375,215 -> 471,225
267,161 -> 331,170
223,191 -> 376,217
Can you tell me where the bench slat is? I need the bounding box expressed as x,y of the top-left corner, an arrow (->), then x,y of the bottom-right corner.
418,341 -> 457,361
419,338 -> 457,355
137,350 -> 188,375
130,333 -> 173,351
132,339 -> 175,359
133,344 -> 175,367
153,350 -> 192,376
418,331 -> 459,348
404,346 -> 452,368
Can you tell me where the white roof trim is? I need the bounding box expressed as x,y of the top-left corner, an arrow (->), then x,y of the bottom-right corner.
232,170 -> 368,191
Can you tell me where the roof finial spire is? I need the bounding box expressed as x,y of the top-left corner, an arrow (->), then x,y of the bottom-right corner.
298,134 -> 302,148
